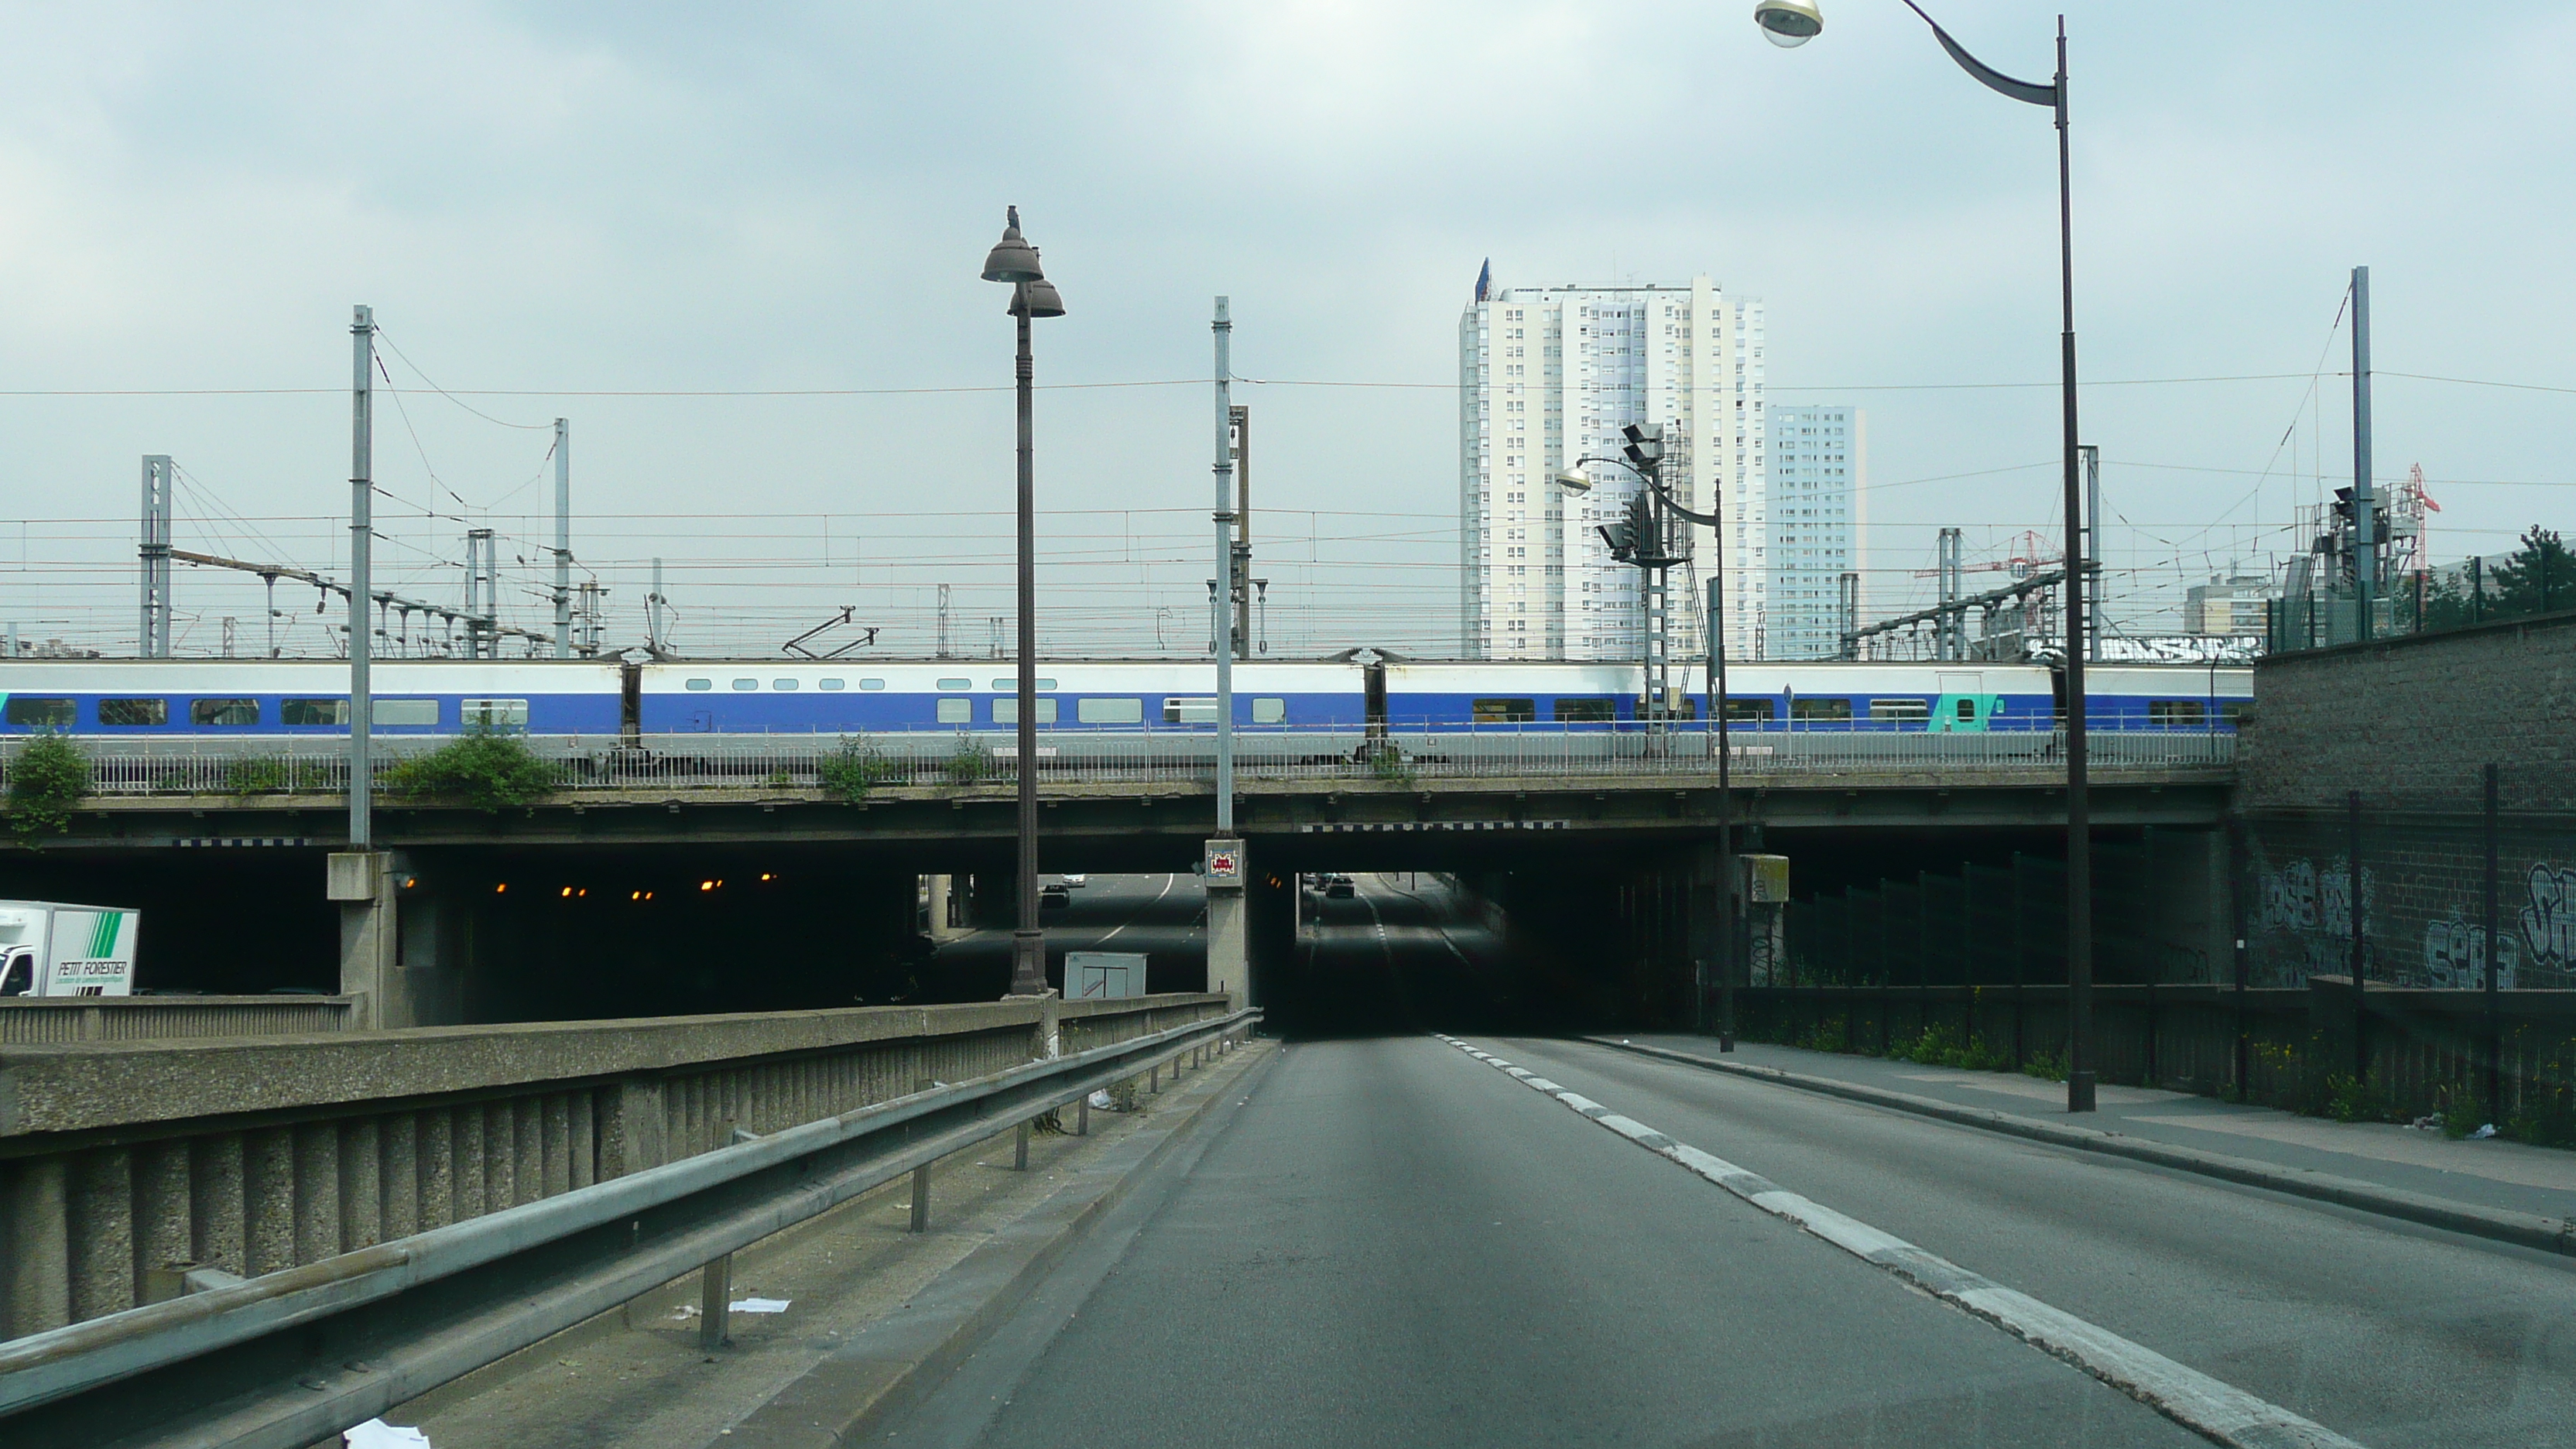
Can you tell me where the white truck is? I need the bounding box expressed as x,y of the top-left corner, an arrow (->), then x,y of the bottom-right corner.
0,901 -> 142,998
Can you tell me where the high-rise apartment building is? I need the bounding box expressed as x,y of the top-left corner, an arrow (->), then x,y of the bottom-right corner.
1460,276 -> 1765,661
1763,405 -> 1865,658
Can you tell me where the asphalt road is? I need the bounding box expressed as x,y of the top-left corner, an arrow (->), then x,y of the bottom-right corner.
928,872 -> 1211,998
872,875 -> 2576,1449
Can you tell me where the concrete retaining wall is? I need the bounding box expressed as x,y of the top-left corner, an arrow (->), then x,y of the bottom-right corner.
0,996 -> 355,1045
0,992 -> 1227,1341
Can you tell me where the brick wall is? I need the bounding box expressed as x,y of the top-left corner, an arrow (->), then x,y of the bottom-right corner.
2238,610 -> 2576,814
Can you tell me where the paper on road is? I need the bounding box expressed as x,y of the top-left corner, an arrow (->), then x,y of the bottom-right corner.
346,1421 -> 432,1447
730,1297 -> 792,1314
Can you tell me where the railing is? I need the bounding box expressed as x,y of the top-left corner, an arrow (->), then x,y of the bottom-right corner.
0,996 -> 354,1045
0,992 -> 1230,1342
0,995 -> 1253,1447
6,725 -> 2235,798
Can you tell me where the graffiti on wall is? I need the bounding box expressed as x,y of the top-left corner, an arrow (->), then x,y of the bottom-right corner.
2418,862 -> 2576,990
2256,857 -> 2376,979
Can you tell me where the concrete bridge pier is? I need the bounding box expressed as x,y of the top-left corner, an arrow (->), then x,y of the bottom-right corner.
1245,863 -> 1297,1009
329,852 -> 400,1030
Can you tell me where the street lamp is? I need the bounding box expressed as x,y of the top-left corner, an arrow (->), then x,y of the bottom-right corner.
1557,428 -> 1738,1049
981,207 -> 1066,1000
1757,1 -> 2098,1113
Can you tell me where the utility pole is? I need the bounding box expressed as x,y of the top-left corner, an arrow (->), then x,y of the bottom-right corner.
1206,296 -> 1248,1005
348,306 -> 375,851
2081,444 -> 2102,661
139,455 -> 174,658
1230,404 -> 1252,659
553,418 -> 572,658
2351,265 -> 2376,643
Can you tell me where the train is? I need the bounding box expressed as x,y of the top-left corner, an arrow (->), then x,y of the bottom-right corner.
0,656 -> 2252,739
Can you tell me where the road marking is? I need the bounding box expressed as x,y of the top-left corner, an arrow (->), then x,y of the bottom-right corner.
1434,1035 -> 2368,1449
1096,873 -> 1177,946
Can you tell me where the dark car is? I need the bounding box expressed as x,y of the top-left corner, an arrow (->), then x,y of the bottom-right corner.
1324,875 -> 1356,899
1041,883 -> 1072,909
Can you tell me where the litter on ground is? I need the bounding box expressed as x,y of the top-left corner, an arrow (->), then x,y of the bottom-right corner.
345,1421 -> 432,1448
730,1297 -> 792,1314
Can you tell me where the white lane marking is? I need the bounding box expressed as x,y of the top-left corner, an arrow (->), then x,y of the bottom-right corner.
1096,872 -> 1177,945
1436,1035 -> 2368,1449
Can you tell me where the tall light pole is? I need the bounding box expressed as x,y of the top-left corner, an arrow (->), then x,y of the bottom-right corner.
981,208 -> 1066,999
350,305 -> 375,852
552,418 -> 572,659
1756,0 -> 2097,1111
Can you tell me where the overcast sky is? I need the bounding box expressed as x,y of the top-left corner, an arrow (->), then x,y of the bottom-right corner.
2,1 -> 2570,657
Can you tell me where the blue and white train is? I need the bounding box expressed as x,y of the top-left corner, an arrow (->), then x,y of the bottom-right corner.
0,656 -> 2252,739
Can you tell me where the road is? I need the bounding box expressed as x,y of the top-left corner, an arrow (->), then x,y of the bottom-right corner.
927,872 -> 1212,998
873,873 -> 2576,1449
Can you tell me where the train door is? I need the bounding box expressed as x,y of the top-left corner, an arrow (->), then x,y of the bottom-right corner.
1362,659 -> 1387,743
1931,672 -> 1991,732
619,661 -> 643,747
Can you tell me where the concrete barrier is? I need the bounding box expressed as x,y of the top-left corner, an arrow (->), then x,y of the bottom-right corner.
0,992 -> 1228,1341
0,996 -> 355,1046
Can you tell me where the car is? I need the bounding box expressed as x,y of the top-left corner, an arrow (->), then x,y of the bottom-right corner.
1040,883 -> 1071,910
1061,874 -> 1088,888
1324,875 -> 1356,899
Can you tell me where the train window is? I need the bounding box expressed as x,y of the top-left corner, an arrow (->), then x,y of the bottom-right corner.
374,700 -> 437,726
1252,697 -> 1286,724
684,678 -> 713,691
1868,698 -> 1929,721
2149,700 -> 2208,727
1473,698 -> 1537,724
936,697 -> 971,724
1791,697 -> 1852,721
731,678 -> 759,691
1554,697 -> 1618,722
992,678 -> 1058,690
858,679 -> 886,691
937,678 -> 972,690
2221,701 -> 2254,728
772,679 -> 800,691
818,679 -> 846,690
462,699 -> 529,728
992,697 -> 1059,724
1957,699 -> 1977,720
3,697 -> 74,728
1164,697 -> 1219,724
99,698 -> 168,726
1725,698 -> 1776,722
1078,697 -> 1145,724
282,699 -> 348,726
190,698 -> 261,727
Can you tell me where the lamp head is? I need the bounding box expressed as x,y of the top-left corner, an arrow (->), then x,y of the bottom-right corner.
1009,269 -> 1067,318
1753,0 -> 1822,46
1552,471 -> 1593,495
981,205 -> 1045,283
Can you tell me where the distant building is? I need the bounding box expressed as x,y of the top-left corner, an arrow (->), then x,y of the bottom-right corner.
1460,275 -> 1765,660
2184,573 -> 2273,636
1763,405 -> 1864,658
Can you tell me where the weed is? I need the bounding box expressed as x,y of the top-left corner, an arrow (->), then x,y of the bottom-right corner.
224,757 -> 329,796
942,737 -> 995,787
2502,1092 -> 2576,1149
2019,1049 -> 2068,1083
817,738 -> 901,802
5,731 -> 88,841
380,728 -> 561,812
1363,742 -> 1415,787
2322,1073 -> 2397,1125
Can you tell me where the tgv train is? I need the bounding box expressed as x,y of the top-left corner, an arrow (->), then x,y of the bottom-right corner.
0,656 -> 2251,738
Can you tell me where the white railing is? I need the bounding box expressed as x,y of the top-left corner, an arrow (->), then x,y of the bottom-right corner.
3,725 -> 2235,798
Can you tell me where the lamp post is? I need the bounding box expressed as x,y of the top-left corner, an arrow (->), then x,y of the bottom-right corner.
981,207 -> 1067,1000
1557,437 -> 1734,1045
1756,0 -> 2097,1112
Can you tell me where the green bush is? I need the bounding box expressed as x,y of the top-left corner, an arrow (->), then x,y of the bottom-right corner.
5,731 -> 89,841
2502,1092 -> 2576,1149
2019,1049 -> 2068,1083
1365,743 -> 1416,786
2322,1072 -> 2398,1125
224,757 -> 330,796
817,738 -> 900,802
942,737 -> 994,787
380,728 -> 560,812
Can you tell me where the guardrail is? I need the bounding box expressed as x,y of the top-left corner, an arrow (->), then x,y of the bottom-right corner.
0,999 -> 1254,1447
0,996 -> 354,1045
9,725 -> 2235,797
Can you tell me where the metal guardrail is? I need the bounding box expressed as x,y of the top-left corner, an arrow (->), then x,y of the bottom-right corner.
0,1007 -> 1257,1448
8,726 -> 2234,797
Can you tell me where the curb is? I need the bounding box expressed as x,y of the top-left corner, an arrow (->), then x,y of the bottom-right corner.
1582,1036 -> 2576,1260
720,1040 -> 1279,1447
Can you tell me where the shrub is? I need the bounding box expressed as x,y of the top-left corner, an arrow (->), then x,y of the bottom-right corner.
817,738 -> 900,802
380,728 -> 560,812
2019,1049 -> 2068,1083
1364,742 -> 1415,787
5,731 -> 89,841
2502,1091 -> 2576,1149
2322,1073 -> 2397,1125
942,737 -> 994,787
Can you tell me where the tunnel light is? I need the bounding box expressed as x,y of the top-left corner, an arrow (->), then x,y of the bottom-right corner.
701,880 -> 715,891
560,886 -> 573,898
577,889 -> 587,898
494,883 -> 507,894
401,876 -> 417,890
760,872 -> 774,882
631,891 -> 642,901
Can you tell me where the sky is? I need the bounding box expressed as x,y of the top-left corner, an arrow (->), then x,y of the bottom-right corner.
1,1 -> 2571,659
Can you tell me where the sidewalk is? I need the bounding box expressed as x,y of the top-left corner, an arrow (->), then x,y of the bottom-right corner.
1608,1033 -> 2576,1225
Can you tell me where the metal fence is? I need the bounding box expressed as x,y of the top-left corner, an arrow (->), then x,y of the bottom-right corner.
5,724 -> 2235,797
